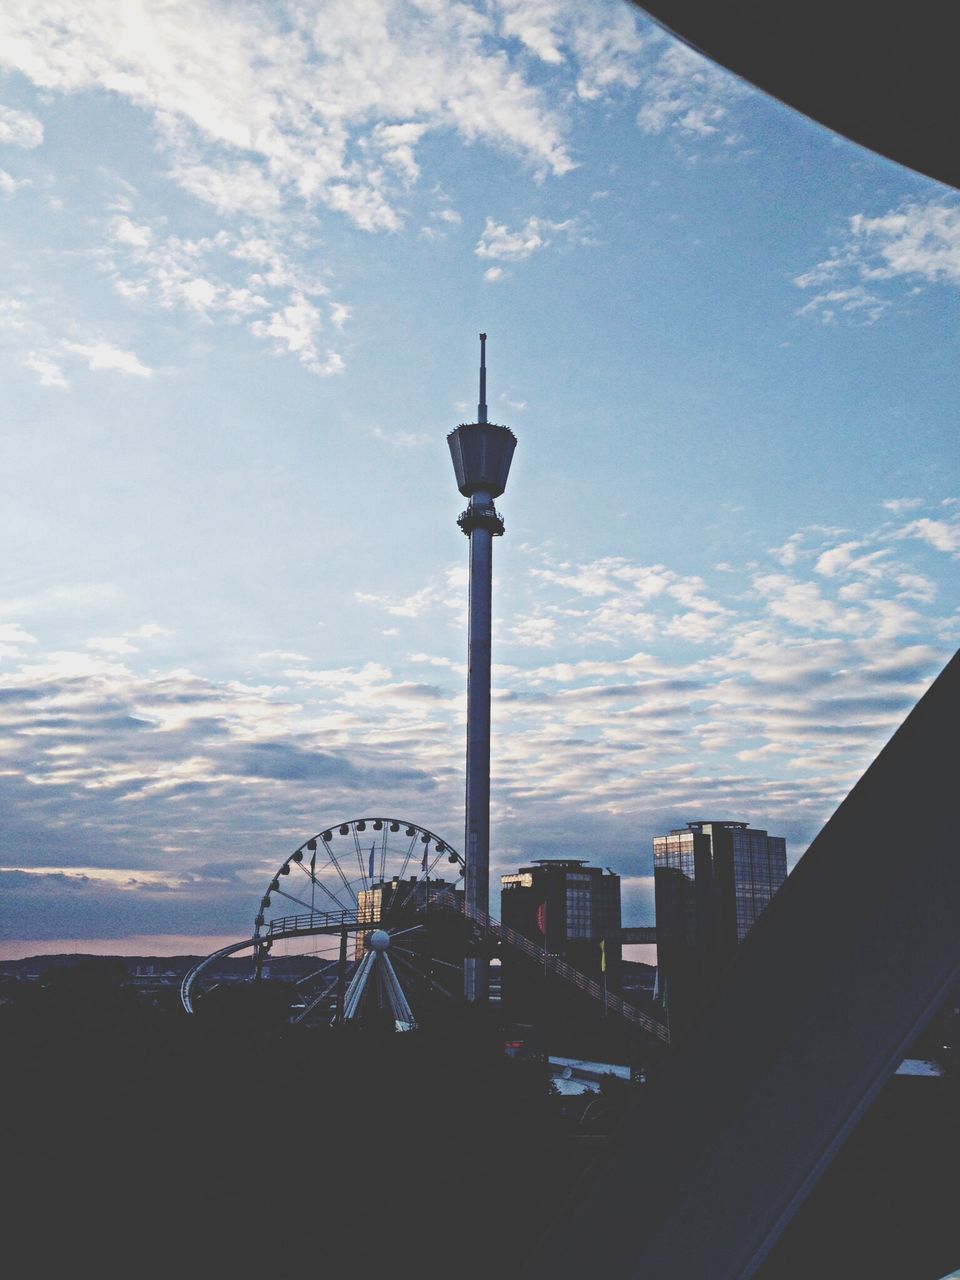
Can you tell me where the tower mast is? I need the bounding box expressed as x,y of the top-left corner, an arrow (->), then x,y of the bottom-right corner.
447,334 -> 517,1002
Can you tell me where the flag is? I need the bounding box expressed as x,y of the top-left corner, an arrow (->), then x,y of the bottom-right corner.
421,842 -> 429,873
309,848 -> 316,877
535,901 -> 547,935
368,845 -> 375,881
600,938 -> 606,973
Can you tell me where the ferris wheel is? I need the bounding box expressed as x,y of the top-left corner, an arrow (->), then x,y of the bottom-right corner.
181,818 -> 467,1030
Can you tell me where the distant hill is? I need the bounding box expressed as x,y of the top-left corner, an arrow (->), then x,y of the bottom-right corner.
0,953 -> 333,980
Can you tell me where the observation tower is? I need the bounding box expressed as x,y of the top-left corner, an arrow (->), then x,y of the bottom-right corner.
448,334 -> 517,1003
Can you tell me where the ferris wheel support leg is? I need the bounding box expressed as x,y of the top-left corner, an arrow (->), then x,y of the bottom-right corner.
380,953 -> 417,1031
342,950 -> 375,1023
334,925 -> 349,1025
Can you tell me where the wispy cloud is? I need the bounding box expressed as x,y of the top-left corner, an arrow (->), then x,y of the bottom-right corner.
96,213 -> 347,375
0,103 -> 43,148
892,516 -> 960,555
0,293 -> 153,388
795,198 -> 960,323
635,41 -> 745,142
0,168 -> 30,197
62,339 -> 153,378
475,214 -> 582,262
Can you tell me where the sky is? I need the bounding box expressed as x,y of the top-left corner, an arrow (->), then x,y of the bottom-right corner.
1,0 -> 958,960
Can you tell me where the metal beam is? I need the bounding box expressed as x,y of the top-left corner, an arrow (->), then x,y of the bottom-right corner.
523,647 -> 960,1280
630,1 -> 960,191
621,926 -> 657,945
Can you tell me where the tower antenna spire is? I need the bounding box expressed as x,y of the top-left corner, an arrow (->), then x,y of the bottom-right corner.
478,332 -> 488,424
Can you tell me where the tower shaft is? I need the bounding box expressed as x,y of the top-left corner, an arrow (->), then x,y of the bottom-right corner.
464,494 -> 494,1003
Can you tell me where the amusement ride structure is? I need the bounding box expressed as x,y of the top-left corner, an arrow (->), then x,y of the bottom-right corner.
180,812 -> 667,1040
181,340 -> 668,1044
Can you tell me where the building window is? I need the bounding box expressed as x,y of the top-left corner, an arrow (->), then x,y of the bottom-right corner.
565,886 -> 593,939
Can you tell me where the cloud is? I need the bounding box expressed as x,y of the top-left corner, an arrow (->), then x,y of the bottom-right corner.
636,41 -> 745,142
510,616 -> 557,648
0,103 -> 43,148
86,623 -> 173,655
250,294 -> 344,376
493,0 -> 649,100
21,350 -> 67,388
371,426 -> 432,449
1,492 -> 954,950
0,0 -> 580,236
100,212 -> 348,375
795,198 -> 960,323
475,214 -> 580,262
0,167 -> 29,196
893,516 -> 960,555
0,1 -> 759,383
0,293 -> 154,385
883,497 -> 923,515
62,339 -> 153,378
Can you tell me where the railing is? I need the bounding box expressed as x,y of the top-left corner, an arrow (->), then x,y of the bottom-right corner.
461,902 -> 670,1043
267,909 -> 370,936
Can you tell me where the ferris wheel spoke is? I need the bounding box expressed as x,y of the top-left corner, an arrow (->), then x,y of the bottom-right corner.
272,884 -> 322,915
393,828 -> 421,893
411,954 -> 462,974
321,833 -> 359,909
388,878 -> 422,919
290,970 -> 340,1024
390,947 -> 426,988
350,823 -> 372,898
378,824 -> 388,886
425,970 -> 460,1001
295,962 -> 337,988
293,858 -> 351,914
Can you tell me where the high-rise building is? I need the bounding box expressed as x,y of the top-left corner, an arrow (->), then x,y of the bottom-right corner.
653,820 -> 786,1031
500,860 -> 621,1017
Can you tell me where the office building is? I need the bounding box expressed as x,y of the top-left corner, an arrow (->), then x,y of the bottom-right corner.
500,860 -> 621,1016
653,820 -> 786,1031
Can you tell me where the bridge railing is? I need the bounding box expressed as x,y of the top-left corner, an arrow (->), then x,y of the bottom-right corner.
267,909 -> 368,935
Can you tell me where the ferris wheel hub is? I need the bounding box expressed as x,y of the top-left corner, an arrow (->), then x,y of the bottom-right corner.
368,929 -> 391,952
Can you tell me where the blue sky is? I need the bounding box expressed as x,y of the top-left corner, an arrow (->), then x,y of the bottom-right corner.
1,0 -> 958,957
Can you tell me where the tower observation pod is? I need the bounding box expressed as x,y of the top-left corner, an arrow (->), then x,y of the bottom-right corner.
448,333 -> 517,1003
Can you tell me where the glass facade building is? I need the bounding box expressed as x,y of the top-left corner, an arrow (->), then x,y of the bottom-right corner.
653,821 -> 786,1032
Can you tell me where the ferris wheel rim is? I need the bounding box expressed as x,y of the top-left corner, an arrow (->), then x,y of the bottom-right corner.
182,817 -> 465,1021
254,817 -> 463,939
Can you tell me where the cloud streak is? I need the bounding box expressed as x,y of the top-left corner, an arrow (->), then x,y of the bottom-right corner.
2,497 -> 955,949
